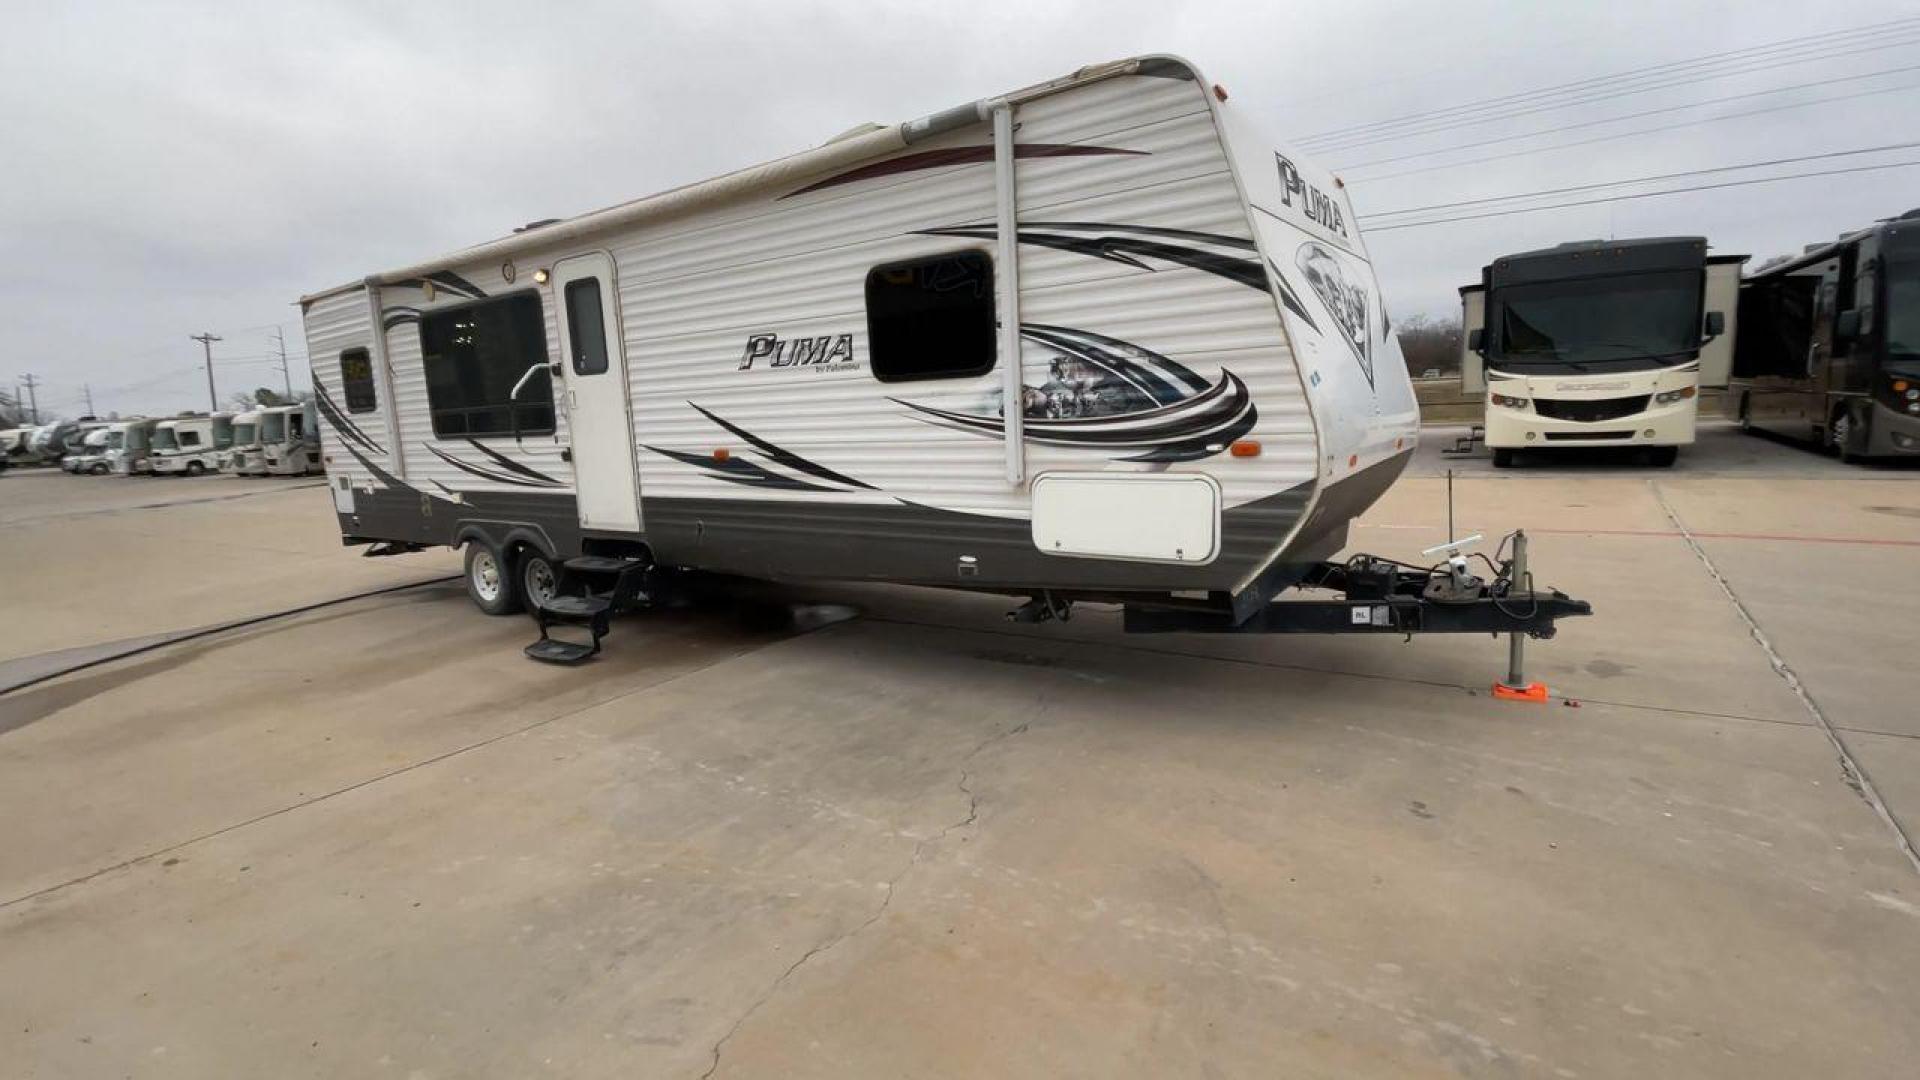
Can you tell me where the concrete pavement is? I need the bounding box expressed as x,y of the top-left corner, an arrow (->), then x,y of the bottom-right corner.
2,426 -> 1916,1078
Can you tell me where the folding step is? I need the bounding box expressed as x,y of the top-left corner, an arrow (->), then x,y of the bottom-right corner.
541,594 -> 612,619
564,555 -> 644,575
523,638 -> 598,665
525,594 -> 614,665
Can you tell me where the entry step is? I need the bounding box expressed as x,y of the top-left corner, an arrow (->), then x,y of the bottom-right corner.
523,638 -> 598,665
539,595 -> 612,619
564,555 -> 645,575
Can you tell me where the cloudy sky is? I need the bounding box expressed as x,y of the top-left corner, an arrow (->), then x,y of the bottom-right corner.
3,0 -> 1916,419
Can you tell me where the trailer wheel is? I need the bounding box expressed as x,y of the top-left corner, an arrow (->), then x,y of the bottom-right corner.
518,549 -> 559,612
1491,448 -> 1515,468
464,541 -> 523,616
185,461 -> 205,476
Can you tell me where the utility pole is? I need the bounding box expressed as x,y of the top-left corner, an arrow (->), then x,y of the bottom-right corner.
271,326 -> 292,399
83,383 -> 95,417
190,332 -> 222,412
21,372 -> 40,424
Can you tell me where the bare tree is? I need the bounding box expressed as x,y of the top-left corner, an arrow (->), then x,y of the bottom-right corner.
1396,313 -> 1463,378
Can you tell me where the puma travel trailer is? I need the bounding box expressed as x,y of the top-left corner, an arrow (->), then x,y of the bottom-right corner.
1460,238 -> 1744,467
302,55 -> 1588,663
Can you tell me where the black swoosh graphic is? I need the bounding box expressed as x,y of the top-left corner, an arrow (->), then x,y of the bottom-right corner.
465,438 -> 563,485
425,443 -> 561,488
644,445 -> 836,492
313,382 -> 386,455
688,403 -> 875,490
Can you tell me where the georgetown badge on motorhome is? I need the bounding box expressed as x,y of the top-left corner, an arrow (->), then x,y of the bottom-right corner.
302,55 -> 1589,664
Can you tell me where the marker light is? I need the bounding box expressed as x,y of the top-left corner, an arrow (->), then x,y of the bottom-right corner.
712,447 -> 730,462
533,268 -> 550,285
1230,440 -> 1261,457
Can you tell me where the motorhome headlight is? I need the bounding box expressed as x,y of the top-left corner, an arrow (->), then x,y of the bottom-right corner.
1654,387 -> 1698,405
1905,388 -> 1918,401
1490,392 -> 1529,409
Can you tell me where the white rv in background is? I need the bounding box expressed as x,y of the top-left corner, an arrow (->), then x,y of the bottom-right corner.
64,428 -> 113,474
303,55 -> 1591,664
224,410 -> 263,474
225,404 -> 319,476
149,414 -> 233,476
105,418 -> 161,475
1460,238 -> 1743,467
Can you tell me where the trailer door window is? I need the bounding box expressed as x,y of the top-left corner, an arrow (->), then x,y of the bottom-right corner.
339,348 -> 378,414
565,278 -> 610,376
866,251 -> 996,382
419,292 -> 555,438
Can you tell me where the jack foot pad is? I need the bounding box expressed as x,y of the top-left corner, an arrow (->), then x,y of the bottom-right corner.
1492,681 -> 1549,703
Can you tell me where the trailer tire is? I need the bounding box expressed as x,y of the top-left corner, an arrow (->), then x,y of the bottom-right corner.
464,541 -> 523,616
1491,448 -> 1515,468
517,548 -> 559,612
185,461 -> 205,476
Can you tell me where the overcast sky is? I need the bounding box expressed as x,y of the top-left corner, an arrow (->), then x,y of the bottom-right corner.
3,0 -> 1916,419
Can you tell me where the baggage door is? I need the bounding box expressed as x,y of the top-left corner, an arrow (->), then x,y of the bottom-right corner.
552,252 -> 642,532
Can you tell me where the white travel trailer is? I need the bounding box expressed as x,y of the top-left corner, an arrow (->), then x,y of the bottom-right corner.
105,418 -> 161,475
303,55 -> 1588,663
149,414 -> 234,476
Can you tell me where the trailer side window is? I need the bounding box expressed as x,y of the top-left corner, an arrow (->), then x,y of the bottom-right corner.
565,278 -> 610,376
340,348 -> 377,414
865,251 -> 996,382
419,292 -> 555,438
180,429 -> 202,448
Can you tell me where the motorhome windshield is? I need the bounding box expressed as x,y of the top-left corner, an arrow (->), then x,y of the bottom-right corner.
1888,254 -> 1919,364
1494,269 -> 1702,371
152,426 -> 178,451
233,421 -> 258,446
261,413 -> 286,443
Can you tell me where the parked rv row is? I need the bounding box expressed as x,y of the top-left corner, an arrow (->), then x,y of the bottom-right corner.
1458,208 -> 1919,466
0,403 -> 322,477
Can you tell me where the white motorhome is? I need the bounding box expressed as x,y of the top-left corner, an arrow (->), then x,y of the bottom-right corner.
259,402 -> 321,475
224,410 -> 263,474
105,418 -> 161,475
1,427 -> 46,469
149,414 -> 233,476
65,427 -> 113,474
1460,238 -> 1744,467
304,56 -> 1590,663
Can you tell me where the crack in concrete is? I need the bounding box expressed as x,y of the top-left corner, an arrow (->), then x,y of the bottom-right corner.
1649,479 -> 1920,877
700,714 -> 1030,1078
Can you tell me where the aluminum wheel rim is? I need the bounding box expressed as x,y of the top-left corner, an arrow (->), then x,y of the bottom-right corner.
1832,412 -> 1851,450
525,558 -> 556,607
472,550 -> 503,603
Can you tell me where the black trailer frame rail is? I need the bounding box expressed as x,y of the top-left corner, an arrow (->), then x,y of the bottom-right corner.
1121,550 -> 1593,638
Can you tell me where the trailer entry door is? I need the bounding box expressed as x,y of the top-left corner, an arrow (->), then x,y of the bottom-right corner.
553,252 -> 642,532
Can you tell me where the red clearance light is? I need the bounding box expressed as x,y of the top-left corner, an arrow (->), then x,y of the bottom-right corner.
712,448 -> 731,462
1229,439 -> 1261,457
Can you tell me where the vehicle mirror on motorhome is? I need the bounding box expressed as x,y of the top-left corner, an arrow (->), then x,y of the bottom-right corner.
1467,328 -> 1485,353
1835,309 -> 1860,339
1702,310 -> 1725,339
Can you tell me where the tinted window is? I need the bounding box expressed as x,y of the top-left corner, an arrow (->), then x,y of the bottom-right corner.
565,278 -> 610,376
340,348 -> 377,414
865,251 -> 996,382
180,429 -> 202,448
419,292 -> 554,438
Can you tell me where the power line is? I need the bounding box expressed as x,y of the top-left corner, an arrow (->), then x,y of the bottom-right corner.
1358,141 -> 1920,220
1332,64 -> 1920,172
1305,29 -> 1920,154
1293,14 -> 1920,146
1345,80 -> 1920,183
1363,158 -> 1920,233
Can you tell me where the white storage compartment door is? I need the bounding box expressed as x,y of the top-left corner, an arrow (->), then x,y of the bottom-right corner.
1030,473 -> 1220,564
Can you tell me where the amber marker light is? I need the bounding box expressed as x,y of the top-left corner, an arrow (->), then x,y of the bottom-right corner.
1229,440 -> 1261,457
712,448 -> 731,462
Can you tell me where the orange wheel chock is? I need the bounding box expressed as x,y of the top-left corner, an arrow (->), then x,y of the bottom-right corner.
1492,681 -> 1550,703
